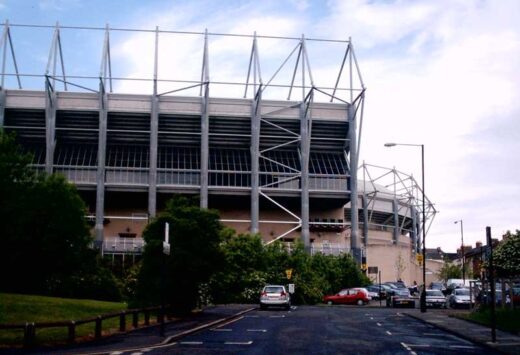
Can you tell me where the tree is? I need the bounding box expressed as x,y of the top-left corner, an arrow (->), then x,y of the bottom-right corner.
134,196 -> 224,313
437,259 -> 462,282
493,230 -> 520,277
0,131 -> 120,300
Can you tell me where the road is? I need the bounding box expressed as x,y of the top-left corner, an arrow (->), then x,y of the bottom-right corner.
107,306 -> 495,354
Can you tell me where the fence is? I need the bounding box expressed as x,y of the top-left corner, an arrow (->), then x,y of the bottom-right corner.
0,305 -> 168,348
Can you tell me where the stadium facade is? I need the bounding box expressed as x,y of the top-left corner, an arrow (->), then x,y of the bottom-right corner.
0,23 -> 436,284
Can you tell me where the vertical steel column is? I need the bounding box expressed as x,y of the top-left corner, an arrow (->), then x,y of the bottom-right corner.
392,199 -> 399,244
411,206 -> 418,254
200,31 -> 209,209
348,102 -> 361,264
300,102 -> 310,251
95,80 -> 108,243
361,194 -> 368,247
148,27 -> 159,218
44,77 -> 56,174
0,89 -> 5,127
415,209 -> 422,253
250,89 -> 261,233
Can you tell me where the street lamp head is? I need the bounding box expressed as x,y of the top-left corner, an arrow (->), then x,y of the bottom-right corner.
384,143 -> 396,147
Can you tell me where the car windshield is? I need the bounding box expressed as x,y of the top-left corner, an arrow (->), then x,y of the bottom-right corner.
426,290 -> 444,297
264,286 -> 284,293
455,289 -> 470,296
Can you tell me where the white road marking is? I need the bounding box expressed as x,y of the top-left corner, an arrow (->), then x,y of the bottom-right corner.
180,341 -> 203,345
211,328 -> 232,331
247,329 -> 267,332
449,345 -> 475,349
376,322 -> 382,326
269,315 -> 286,318
110,352 -> 123,355
140,349 -> 152,353
386,331 -> 392,335
216,316 -> 244,328
290,306 -> 298,310
400,342 -> 417,355
130,353 -> 142,355
224,341 -> 253,345
407,344 -> 431,348
245,315 -> 259,318
370,317 -> 374,320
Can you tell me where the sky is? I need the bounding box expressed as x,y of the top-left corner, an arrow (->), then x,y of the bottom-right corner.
1,0 -> 519,252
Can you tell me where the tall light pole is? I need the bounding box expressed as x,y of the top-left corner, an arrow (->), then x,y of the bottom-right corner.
454,220 -> 465,285
385,142 -> 427,313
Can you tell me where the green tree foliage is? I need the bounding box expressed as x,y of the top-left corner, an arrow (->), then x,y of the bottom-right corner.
493,230 -> 520,277
437,259 -> 462,282
134,196 -> 224,313
208,233 -> 370,305
0,131 -> 120,300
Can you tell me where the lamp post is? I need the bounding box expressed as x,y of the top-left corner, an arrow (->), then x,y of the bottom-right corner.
454,220 -> 465,285
385,142 -> 427,313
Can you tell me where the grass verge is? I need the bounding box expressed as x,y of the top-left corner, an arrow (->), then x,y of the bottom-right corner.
462,307 -> 520,334
0,293 -> 131,346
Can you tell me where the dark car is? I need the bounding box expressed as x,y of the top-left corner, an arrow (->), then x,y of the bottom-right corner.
430,282 -> 447,295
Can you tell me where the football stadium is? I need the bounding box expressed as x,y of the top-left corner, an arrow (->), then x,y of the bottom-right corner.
0,23 -> 436,285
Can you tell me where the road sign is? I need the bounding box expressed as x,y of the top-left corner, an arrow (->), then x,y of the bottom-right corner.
288,283 -> 295,294
163,242 -> 170,255
416,253 -> 423,264
286,268 -> 293,280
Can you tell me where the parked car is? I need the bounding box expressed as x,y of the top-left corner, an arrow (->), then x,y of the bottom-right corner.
365,285 -> 383,300
260,285 -> 291,310
425,289 -> 447,308
448,288 -> 473,308
429,281 -> 447,295
384,283 -> 414,308
323,288 -> 371,306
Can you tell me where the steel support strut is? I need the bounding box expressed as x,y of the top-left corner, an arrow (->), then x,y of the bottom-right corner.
200,30 -> 209,209
95,79 -> 107,244
148,27 -> 159,218
250,88 -> 261,234
348,102 -> 361,264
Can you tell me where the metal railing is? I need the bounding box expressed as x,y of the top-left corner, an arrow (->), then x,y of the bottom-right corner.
102,237 -> 145,255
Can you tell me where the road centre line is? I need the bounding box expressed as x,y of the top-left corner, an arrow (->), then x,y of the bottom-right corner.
245,315 -> 259,318
269,315 -> 286,318
376,322 -> 382,326
180,341 -> 204,345
400,342 -> 417,355
386,331 -> 392,335
407,344 -> 431,347
215,316 -> 244,328
225,341 -> 253,345
211,328 -> 232,331
449,345 -> 475,349
247,329 -> 267,332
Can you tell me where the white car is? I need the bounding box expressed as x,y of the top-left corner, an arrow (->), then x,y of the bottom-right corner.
425,289 -> 447,308
260,285 -> 291,310
448,288 -> 474,308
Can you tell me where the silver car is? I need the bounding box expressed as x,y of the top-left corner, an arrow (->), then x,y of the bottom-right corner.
448,288 -> 473,308
260,285 -> 291,310
425,289 -> 447,308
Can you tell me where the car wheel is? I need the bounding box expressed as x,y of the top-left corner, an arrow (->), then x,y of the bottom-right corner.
357,299 -> 364,306
327,300 -> 333,306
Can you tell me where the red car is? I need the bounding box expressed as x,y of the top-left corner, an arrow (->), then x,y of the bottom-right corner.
323,288 -> 371,305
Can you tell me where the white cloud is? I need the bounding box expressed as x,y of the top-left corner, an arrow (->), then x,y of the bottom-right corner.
106,0 -> 520,251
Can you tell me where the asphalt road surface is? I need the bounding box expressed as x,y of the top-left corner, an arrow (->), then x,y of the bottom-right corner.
106,306 -> 495,354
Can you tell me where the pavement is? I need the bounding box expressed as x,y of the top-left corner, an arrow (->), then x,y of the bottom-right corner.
402,308 -> 520,355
